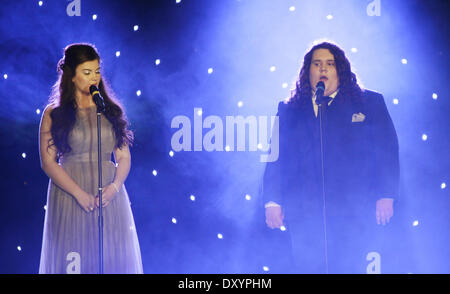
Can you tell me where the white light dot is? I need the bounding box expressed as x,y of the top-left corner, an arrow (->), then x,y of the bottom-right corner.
269,66 -> 276,72
136,90 -> 141,96
257,143 -> 263,150
92,14 -> 97,20
36,109 -> 41,115
289,6 -> 295,12
3,74 -> 7,79
351,47 -> 358,53
133,25 -> 139,31
21,153 -> 26,159
208,68 -> 213,74
217,233 -> 223,239
326,14 -> 333,20
225,145 -> 230,152
38,1 -> 43,6
432,93 -> 438,100
237,101 -> 243,108
17,246 -> 22,252
441,182 -> 447,189
115,51 -> 121,57
412,220 -> 419,227
282,82 -> 288,88
393,98 -> 399,105
155,59 -> 160,65
263,266 -> 269,272
245,194 -> 251,201
152,169 -> 157,176
172,217 -> 177,224
169,150 -> 174,157
176,0 -> 182,3
190,195 -> 196,201
422,134 -> 428,141
401,58 -> 408,64
43,205 -> 47,211
197,109 -> 202,116
280,226 -> 287,231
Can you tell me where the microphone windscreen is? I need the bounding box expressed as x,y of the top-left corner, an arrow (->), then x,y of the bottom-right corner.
316,81 -> 325,91
89,85 -> 99,95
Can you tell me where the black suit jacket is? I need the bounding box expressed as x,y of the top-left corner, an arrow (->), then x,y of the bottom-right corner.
263,89 -> 399,223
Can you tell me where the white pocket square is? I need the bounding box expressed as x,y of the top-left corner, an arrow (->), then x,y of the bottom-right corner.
352,112 -> 366,123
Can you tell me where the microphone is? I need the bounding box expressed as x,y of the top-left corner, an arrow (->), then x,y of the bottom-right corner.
315,81 -> 326,106
89,85 -> 105,112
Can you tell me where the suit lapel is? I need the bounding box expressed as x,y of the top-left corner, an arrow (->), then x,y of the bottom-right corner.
283,98 -> 320,160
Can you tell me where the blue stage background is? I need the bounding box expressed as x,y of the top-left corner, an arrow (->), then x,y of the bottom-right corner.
0,0 -> 448,273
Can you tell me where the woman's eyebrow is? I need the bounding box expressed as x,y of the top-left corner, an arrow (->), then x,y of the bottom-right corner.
312,59 -> 335,62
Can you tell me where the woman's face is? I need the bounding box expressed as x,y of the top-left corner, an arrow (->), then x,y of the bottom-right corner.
72,59 -> 101,95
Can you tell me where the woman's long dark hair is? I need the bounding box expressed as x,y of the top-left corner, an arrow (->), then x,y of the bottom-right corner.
288,41 -> 364,106
47,43 -> 133,155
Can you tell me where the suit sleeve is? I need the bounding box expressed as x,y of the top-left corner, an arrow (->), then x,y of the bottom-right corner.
367,92 -> 400,200
262,101 -> 285,206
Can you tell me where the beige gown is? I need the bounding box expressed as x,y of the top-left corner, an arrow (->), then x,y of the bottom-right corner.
39,106 -> 143,274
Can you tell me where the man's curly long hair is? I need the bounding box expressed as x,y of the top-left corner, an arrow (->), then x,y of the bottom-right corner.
47,43 -> 133,156
288,41 -> 364,106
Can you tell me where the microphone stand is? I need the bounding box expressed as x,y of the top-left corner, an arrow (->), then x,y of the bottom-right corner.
91,85 -> 106,274
90,86 -> 105,275
89,85 -> 106,274
317,93 -> 329,274
96,105 -> 104,274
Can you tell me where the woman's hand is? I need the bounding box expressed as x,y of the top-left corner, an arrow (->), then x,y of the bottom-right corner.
95,183 -> 119,208
74,191 -> 96,213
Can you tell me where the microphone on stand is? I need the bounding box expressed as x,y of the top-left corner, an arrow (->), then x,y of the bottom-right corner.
89,85 -> 105,112
89,84 -> 105,274
315,81 -> 326,106
315,80 -> 330,274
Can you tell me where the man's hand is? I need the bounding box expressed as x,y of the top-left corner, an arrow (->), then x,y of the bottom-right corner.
376,198 -> 394,225
265,206 -> 285,229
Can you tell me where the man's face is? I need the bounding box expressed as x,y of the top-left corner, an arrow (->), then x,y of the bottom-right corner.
309,48 -> 339,96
